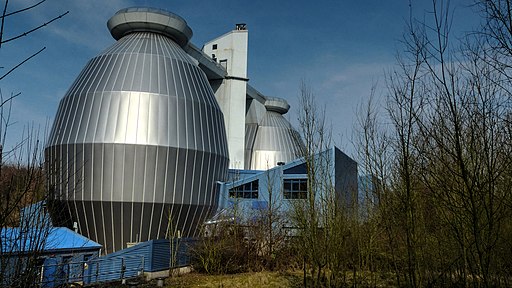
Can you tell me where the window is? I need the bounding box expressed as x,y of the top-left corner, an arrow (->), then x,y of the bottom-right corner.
283,179 -> 307,199
219,59 -> 227,69
212,44 -> 217,50
284,163 -> 306,174
229,180 -> 259,199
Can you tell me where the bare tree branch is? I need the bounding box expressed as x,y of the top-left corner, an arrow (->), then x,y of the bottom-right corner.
0,0 -> 45,19
1,10 -> 68,45
0,47 -> 45,81
0,0 -> 7,47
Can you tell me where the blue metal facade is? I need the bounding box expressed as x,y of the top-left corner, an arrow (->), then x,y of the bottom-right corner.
85,238 -> 195,284
215,147 -> 358,222
0,227 -> 101,287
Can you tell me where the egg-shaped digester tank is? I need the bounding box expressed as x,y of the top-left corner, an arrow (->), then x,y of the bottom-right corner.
245,97 -> 303,170
45,7 -> 229,254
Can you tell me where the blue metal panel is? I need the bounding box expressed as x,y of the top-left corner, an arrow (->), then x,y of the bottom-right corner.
1,237 -> 199,286
148,238 -> 195,271
85,240 -> 153,283
150,240 -> 170,272
215,148 -> 357,223
0,227 -> 101,253
252,201 -> 268,210
101,245 -> 147,282
83,237 -> 198,284
42,257 -> 61,288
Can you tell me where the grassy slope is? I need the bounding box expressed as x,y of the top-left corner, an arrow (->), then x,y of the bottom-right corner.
165,271 -> 303,288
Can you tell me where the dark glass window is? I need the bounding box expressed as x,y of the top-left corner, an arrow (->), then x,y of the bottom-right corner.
283,178 -> 308,199
212,44 -> 217,50
284,163 -> 307,174
229,180 -> 259,199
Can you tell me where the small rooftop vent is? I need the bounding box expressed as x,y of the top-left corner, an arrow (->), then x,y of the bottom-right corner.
236,23 -> 247,30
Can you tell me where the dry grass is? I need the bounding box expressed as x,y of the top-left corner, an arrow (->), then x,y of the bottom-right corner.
164,271 -> 302,288
159,270 -> 402,288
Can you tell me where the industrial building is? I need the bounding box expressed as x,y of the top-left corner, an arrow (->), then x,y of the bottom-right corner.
45,7 -> 354,257
213,147 -> 358,225
0,202 -> 102,287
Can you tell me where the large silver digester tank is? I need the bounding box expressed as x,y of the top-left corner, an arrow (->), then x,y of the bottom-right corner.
45,7 -> 229,254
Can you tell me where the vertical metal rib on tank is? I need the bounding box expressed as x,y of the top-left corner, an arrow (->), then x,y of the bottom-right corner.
45,7 -> 229,254
245,97 -> 303,170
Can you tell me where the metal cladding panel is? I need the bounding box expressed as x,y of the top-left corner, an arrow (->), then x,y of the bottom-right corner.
65,201 -> 210,255
244,123 -> 258,169
247,111 -> 302,170
46,32 -> 229,254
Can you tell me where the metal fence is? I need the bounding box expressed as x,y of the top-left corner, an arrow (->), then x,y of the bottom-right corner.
39,254 -> 145,287
32,238 -> 196,287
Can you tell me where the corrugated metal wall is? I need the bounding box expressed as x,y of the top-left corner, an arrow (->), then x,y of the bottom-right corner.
150,238 -> 196,271
85,238 -> 196,284
87,243 -> 148,283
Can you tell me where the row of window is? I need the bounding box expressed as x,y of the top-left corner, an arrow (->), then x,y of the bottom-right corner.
228,179 -> 259,199
283,179 -> 308,199
228,179 -> 307,200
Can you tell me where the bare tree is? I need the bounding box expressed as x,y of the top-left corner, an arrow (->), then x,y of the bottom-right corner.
0,1 -> 67,287
0,126 -> 51,287
354,89 -> 400,286
354,1 -> 512,287
289,81 -> 359,287
247,161 -> 289,271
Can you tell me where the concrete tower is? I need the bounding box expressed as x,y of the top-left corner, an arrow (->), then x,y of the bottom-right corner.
202,24 -> 248,169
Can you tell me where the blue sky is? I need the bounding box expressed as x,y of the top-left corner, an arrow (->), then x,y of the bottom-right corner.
1,0 -> 479,159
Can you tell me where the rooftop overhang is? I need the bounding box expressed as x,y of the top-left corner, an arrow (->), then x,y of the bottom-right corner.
185,43 -> 227,80
185,43 -> 272,106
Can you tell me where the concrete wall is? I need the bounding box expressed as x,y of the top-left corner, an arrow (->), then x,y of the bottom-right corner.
203,27 -> 249,169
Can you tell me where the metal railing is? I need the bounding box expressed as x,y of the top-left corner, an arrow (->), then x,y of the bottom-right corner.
37,254 -> 145,287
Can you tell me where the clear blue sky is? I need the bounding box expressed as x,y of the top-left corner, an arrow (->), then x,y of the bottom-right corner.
1,0 -> 479,160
